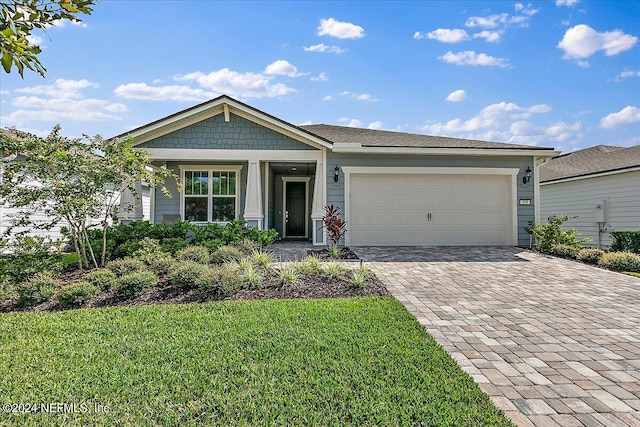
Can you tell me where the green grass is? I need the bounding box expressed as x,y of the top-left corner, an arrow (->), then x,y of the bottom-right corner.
0,297 -> 512,426
623,271 -> 640,278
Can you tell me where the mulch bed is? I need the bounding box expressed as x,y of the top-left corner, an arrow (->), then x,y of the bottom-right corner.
1,270 -> 389,313
307,247 -> 359,260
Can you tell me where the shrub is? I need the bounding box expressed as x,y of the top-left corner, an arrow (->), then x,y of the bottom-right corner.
175,245 -> 210,264
297,256 -> 322,275
160,237 -> 189,255
327,245 -> 341,259
133,238 -> 165,263
278,264 -> 298,286
233,259 -> 262,288
610,231 -> 640,254
169,261 -> 210,290
146,254 -> 176,276
576,248 -> 605,264
526,214 -> 591,253
196,265 -> 241,297
598,252 -> 640,273
322,262 -> 346,280
251,250 -> 275,270
17,272 -> 57,306
107,257 -> 148,277
232,238 -> 262,255
0,280 -> 15,302
551,244 -> 579,259
0,251 -> 63,285
350,265 -> 374,287
57,282 -> 100,309
323,205 -> 347,246
84,269 -> 118,291
211,246 -> 244,264
116,271 -> 157,299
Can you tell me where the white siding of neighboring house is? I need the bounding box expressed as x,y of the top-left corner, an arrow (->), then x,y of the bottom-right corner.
540,170 -> 640,248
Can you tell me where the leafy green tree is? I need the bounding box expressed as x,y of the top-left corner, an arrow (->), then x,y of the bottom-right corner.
1,0 -> 95,77
0,126 -> 177,269
525,214 -> 591,253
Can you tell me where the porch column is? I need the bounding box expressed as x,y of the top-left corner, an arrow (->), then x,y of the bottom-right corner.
311,160 -> 325,245
244,160 -> 264,228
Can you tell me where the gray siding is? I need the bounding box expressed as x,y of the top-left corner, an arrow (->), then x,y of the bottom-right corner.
540,170 -> 640,248
326,152 -> 535,247
139,113 -> 314,150
153,161 -> 248,224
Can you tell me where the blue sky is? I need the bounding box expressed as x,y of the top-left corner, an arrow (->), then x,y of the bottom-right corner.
0,0 -> 638,153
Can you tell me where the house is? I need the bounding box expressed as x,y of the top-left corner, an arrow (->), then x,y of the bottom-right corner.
540,144 -> 640,249
115,95 -> 558,247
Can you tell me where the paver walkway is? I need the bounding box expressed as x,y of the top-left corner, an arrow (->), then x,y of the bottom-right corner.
353,246 -> 640,427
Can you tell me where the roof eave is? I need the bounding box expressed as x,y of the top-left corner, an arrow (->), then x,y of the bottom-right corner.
540,165 -> 640,184
331,144 -> 559,157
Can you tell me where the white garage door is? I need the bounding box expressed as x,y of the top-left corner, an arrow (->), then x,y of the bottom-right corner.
349,173 -> 513,246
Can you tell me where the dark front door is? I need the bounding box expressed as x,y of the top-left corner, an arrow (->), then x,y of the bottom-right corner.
285,181 -> 306,237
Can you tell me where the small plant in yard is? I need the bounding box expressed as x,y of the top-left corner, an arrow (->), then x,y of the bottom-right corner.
323,204 -> 347,247
169,261 -> 210,290
17,272 -> 57,306
84,269 -> 118,292
327,244 -> 341,259
526,214 -> 590,253
132,238 -> 165,263
233,258 -> 263,288
116,270 -> 157,299
251,250 -> 275,269
322,262 -> 346,280
576,248 -> 605,265
350,265 -> 374,288
211,245 -> 244,264
233,238 -> 262,255
175,245 -> 211,264
0,280 -> 15,302
297,256 -> 322,275
107,257 -> 148,277
278,264 -> 299,286
551,244 -> 579,259
598,252 -> 640,273
196,265 -> 242,297
610,231 -> 640,254
146,254 -> 176,276
57,282 -> 100,309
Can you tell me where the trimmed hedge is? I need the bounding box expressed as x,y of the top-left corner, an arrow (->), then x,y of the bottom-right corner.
576,248 -> 604,264
610,231 -> 640,254
57,282 -> 100,309
17,273 -> 57,306
598,252 -> 640,273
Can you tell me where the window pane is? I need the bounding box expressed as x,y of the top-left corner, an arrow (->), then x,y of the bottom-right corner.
211,171 -> 236,195
185,171 -> 208,195
212,197 -> 235,221
184,197 -> 208,221
212,171 -> 221,195
228,172 -> 236,195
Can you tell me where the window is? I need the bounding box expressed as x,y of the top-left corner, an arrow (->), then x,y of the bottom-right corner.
181,166 -> 241,223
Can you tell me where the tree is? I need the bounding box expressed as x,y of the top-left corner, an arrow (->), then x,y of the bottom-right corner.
1,0 -> 95,77
0,126 -> 177,269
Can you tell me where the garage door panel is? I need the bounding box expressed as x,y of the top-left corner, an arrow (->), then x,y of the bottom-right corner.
349,173 -> 513,246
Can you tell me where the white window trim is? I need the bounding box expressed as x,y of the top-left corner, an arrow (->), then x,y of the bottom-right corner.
179,165 -> 243,224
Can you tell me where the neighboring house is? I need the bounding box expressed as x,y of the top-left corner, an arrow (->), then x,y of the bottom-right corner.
117,95 -> 558,247
540,145 -> 640,249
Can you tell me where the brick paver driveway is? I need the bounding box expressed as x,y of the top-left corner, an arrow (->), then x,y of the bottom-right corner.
353,247 -> 640,427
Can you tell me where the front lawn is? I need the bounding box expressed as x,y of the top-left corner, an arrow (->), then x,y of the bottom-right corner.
0,297 -> 512,426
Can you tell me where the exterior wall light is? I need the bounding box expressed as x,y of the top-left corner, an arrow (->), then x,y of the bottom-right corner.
334,165 -> 340,183
522,166 -> 532,184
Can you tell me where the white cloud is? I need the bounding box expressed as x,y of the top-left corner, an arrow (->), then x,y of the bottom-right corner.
321,95 -> 333,101
264,60 -> 304,77
0,90 -> 8,95
367,121 -> 383,130
317,18 -> 364,39
415,28 -> 469,43
298,121 -> 313,126
612,70 -> 640,81
421,102 -> 568,145
465,14 -> 507,29
338,91 -> 378,102
600,106 -> 640,128
515,3 -> 539,17
15,79 -> 99,99
576,60 -> 590,68
114,83 -> 217,102
338,117 -> 362,127
152,79 -> 164,84
446,89 -> 467,102
465,5 -> 539,34
303,43 -> 346,54
473,30 -> 502,42
556,0 -> 580,6
174,68 -> 296,98
310,72 -> 327,82
25,35 -> 43,46
438,51 -> 509,67
557,24 -> 638,59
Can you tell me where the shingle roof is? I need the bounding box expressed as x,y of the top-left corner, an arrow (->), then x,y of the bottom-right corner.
300,124 -> 554,150
540,144 -> 640,182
